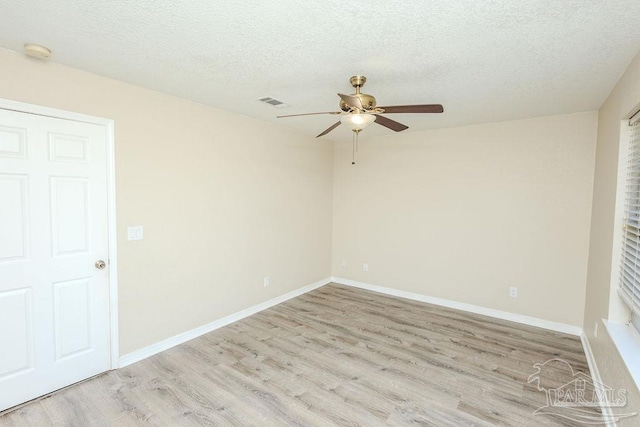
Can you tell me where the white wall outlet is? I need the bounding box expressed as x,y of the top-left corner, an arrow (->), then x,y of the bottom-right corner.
127,226 -> 144,241
263,277 -> 270,288
341,260 -> 347,268
509,286 -> 518,298
363,263 -> 369,272
594,321 -> 598,338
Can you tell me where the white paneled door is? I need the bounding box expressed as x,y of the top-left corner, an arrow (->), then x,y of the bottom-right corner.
0,108 -> 111,411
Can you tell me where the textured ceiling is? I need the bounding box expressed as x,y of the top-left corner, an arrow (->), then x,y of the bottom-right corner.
1,1 -> 640,140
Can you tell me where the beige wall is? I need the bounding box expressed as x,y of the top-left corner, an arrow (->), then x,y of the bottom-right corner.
332,112 -> 597,327
583,49 -> 640,424
0,48 -> 333,355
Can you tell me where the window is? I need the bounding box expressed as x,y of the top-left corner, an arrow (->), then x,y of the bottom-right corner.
606,110 -> 640,391
620,111 -> 640,330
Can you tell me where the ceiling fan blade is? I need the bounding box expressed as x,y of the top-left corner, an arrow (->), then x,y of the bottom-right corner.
374,115 -> 409,132
316,121 -> 341,138
277,111 -> 341,118
379,104 -> 444,114
338,93 -> 363,110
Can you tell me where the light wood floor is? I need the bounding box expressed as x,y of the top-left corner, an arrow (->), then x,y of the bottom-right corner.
0,284 -> 599,426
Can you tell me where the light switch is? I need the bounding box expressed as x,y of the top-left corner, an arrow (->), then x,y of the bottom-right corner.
127,226 -> 144,241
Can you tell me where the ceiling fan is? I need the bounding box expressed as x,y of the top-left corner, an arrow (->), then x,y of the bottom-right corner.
277,75 -> 444,138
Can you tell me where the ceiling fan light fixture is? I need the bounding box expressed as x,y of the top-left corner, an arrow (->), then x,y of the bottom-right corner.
340,113 -> 375,131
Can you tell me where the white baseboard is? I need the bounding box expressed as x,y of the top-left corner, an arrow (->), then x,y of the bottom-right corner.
581,332 -> 616,427
118,277 -> 332,368
331,277 -> 583,336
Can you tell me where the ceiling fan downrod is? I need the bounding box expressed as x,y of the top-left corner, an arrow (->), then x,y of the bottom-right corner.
350,75 -> 366,95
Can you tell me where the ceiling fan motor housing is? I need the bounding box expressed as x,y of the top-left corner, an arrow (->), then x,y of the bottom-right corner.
340,94 -> 377,112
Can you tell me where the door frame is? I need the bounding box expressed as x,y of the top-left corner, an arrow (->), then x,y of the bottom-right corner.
0,97 -> 119,370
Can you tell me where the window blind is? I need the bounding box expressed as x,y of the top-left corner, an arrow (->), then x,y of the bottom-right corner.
620,117 -> 640,318
632,312 -> 640,333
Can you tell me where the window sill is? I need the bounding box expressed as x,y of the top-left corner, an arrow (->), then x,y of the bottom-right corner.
604,320 -> 640,391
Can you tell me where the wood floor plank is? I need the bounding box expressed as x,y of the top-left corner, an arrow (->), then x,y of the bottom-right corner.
1,283 -> 600,426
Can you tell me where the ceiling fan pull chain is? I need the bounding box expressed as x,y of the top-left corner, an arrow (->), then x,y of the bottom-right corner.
352,130 -> 356,165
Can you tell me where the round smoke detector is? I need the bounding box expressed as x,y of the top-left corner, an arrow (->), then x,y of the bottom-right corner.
24,43 -> 51,59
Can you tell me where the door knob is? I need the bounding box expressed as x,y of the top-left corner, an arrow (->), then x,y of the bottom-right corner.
95,260 -> 106,269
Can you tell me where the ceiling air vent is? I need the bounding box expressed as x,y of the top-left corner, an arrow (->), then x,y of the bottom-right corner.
259,97 -> 289,108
